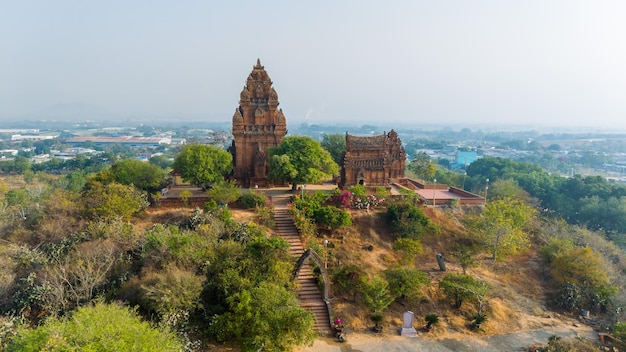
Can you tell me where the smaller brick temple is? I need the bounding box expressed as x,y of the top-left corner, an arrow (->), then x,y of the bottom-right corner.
340,130 -> 406,188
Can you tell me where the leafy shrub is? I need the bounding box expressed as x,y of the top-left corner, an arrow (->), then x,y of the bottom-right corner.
289,204 -> 317,239
6,302 -> 183,351
139,265 -> 204,320
360,276 -> 394,314
207,180 -> 241,205
550,246 -> 616,312
470,313 -> 487,330
384,266 -> 429,303
313,206 -> 352,231
143,224 -> 213,269
348,184 -> 367,198
293,191 -> 328,217
209,282 -> 315,352
204,199 -> 218,212
392,238 -> 423,265
386,202 -> 431,239
424,313 -> 439,329
332,265 -> 365,302
240,192 -> 267,209
439,273 -> 488,309
255,205 -> 275,228
370,312 -> 383,329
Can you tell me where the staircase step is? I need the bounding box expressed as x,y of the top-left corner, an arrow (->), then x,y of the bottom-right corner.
272,197 -> 332,335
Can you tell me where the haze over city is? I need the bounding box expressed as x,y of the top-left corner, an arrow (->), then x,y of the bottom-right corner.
2,1 -> 626,130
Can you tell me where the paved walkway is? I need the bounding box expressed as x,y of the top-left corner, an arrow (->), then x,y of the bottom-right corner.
297,324 -> 598,351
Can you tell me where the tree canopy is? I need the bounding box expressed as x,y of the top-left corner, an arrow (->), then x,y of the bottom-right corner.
107,158 -> 166,192
464,197 -> 537,260
320,133 -> 346,165
549,246 -> 616,311
6,302 -> 183,351
407,151 -> 436,181
82,181 -> 149,220
268,136 -> 339,190
439,273 -> 489,310
172,144 -> 233,186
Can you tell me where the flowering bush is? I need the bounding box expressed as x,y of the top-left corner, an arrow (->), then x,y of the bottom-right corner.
330,190 -> 353,208
288,204 -> 317,239
351,194 -> 385,209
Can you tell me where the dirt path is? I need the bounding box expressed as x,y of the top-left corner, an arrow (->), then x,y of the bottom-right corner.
297,323 -> 598,352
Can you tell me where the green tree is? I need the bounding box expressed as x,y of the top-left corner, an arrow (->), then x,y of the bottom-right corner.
82,181 -> 149,220
384,266 -> 429,303
451,242 -> 479,274
13,156 -> 32,174
313,205 -> 352,231
488,178 -> 532,203
464,197 -> 536,260
407,152 -> 436,181
320,133 -> 346,165
386,201 -> 431,240
268,136 -> 338,190
332,264 -> 365,302
172,143 -> 233,187
392,238 -> 424,266
149,154 -> 173,169
212,282 -> 315,352
550,246 -> 615,311
439,273 -> 489,311
6,302 -> 183,351
360,275 -> 395,314
139,265 -> 204,320
109,159 -> 166,192
207,180 -> 241,205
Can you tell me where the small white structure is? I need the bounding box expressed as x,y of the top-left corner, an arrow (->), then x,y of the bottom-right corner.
399,311 -> 418,337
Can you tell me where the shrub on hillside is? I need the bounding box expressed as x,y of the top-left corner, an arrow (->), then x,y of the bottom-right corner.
5,302 -> 183,351
384,266 -> 429,303
550,246 -> 616,312
313,205 -> 352,231
240,192 -> 267,209
386,202 -> 431,239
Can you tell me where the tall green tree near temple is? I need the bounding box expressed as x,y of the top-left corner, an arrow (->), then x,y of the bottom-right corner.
320,133 -> 346,165
173,144 -> 233,187
268,136 -> 338,190
407,152 -> 436,181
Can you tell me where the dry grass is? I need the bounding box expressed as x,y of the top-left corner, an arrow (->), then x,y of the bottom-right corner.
325,206 -> 578,337
137,203 -> 580,340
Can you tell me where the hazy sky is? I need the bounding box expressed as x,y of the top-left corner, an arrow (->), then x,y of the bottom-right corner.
2,1 -> 626,129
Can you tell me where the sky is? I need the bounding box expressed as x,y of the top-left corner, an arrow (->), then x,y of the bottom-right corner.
1,1 -> 626,129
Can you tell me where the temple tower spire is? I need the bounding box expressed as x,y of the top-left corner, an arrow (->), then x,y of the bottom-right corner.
230,59 -> 287,187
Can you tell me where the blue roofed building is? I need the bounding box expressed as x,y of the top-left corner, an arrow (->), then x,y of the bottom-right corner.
451,151 -> 478,171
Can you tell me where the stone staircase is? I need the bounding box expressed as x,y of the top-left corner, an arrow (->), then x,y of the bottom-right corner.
272,196 -> 332,335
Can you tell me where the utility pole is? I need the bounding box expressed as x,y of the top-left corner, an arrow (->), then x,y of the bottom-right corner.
484,178 -> 489,203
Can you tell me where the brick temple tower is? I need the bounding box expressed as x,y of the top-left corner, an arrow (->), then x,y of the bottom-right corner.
230,59 -> 287,187
340,130 -> 406,188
